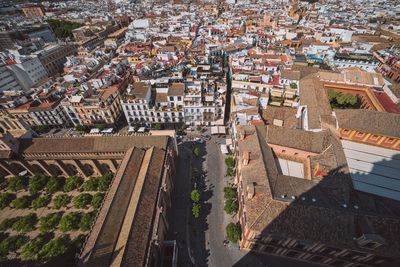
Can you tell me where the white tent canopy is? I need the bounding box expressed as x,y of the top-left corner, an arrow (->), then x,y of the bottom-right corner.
211,126 -> 226,135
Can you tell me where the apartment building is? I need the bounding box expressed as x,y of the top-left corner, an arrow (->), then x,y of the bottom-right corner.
184,79 -> 226,126
28,88 -> 71,127
154,81 -> 184,124
121,81 -> 153,125
0,53 -> 48,91
35,44 -> 77,76
22,4 -> 45,17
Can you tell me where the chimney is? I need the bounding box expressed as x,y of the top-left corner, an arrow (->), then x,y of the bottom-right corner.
247,183 -> 255,200
243,151 -> 250,166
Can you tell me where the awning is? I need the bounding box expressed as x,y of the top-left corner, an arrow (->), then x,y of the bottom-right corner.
211,126 -> 226,135
220,144 -> 229,154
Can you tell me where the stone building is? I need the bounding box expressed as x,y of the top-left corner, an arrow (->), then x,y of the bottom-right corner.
34,44 -> 77,77
22,4 -> 45,17
234,125 -> 400,267
0,131 -> 177,267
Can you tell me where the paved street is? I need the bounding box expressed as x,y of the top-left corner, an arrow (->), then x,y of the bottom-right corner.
168,133 -> 325,267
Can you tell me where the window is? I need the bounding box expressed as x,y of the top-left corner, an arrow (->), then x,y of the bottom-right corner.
330,260 -> 346,267
310,255 -> 324,263
356,132 -> 364,138
292,241 -> 307,250
386,138 -> 395,144
370,135 -> 379,141
263,246 -> 275,253
286,250 -> 300,258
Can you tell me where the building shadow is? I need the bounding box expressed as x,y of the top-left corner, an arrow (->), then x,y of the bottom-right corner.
166,140 -> 212,267
231,143 -> 400,267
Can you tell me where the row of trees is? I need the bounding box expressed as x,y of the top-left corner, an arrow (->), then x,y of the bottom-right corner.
4,173 -> 113,194
1,233 -> 85,262
0,211 -> 95,234
0,191 -> 104,210
225,157 -> 235,177
223,187 -> 238,215
191,189 -> 201,219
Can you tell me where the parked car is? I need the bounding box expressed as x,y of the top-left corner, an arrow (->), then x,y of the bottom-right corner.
194,137 -> 204,144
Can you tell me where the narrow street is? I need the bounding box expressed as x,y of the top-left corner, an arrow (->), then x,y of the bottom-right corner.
168,134 -> 325,267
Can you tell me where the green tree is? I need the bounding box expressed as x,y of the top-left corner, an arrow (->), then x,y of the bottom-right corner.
32,195 -> 51,210
53,194 -> 71,209
39,212 -> 62,233
38,236 -> 70,260
31,125 -> 50,134
0,193 -> 15,209
190,189 -> 201,203
59,212 -> 81,232
154,123 -> 162,130
20,237 -> 46,261
193,147 -> 200,157
224,198 -> 238,215
0,218 -> 17,231
328,89 -> 361,109
12,213 -> 37,233
75,124 -> 85,132
73,193 -> 92,209
225,157 -> 235,168
46,176 -> 65,193
64,176 -> 83,192
192,203 -> 201,218
0,235 -> 27,256
226,223 -> 241,243
290,82 -> 298,89
95,124 -> 105,131
7,176 -> 27,191
223,187 -> 236,200
98,173 -> 113,191
46,19 -> 83,39
79,212 -> 95,231
226,167 -> 235,177
91,192 -> 105,209
29,174 -> 49,194
11,195 -> 32,209
82,177 -> 99,191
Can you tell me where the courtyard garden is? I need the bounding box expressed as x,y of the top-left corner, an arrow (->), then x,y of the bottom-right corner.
0,172 -> 113,265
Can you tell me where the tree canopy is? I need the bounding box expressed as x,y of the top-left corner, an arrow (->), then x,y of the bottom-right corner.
11,213 -> 37,233
38,236 -> 70,260
91,192 -> 105,209
39,212 -> 62,233
47,19 -> 83,39
64,176 -> 83,192
328,90 -> 361,109
32,195 -> 51,210
53,194 -> 71,209
0,193 -> 15,209
7,176 -> 28,192
98,173 -> 113,191
29,174 -> 49,194
73,193 -> 92,209
46,176 -> 65,194
226,223 -> 241,243
59,212 -> 81,232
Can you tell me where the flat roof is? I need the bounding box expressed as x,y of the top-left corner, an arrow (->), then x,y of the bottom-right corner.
275,158 -> 304,179
342,140 -> 400,201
